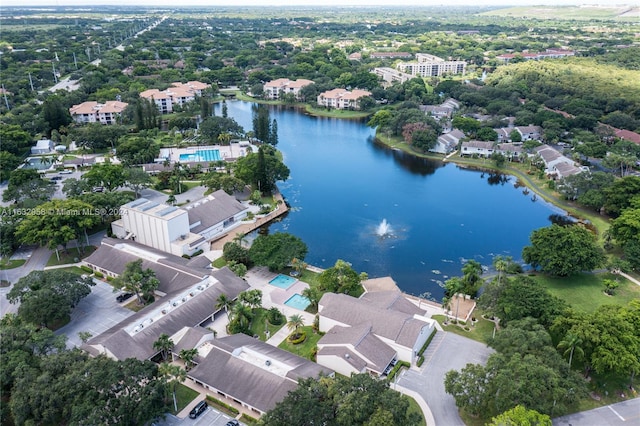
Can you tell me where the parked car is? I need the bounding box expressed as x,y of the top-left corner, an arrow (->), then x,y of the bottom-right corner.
225,420 -> 240,426
189,400 -> 207,419
92,186 -> 104,192
116,292 -> 134,303
59,170 -> 73,174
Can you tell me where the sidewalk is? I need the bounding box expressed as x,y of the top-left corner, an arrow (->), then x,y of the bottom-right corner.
176,375 -> 250,421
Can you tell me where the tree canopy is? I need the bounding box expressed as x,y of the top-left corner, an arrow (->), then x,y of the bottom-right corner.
7,270 -> 95,328
248,232 -> 307,271
261,374 -> 421,426
522,224 -> 605,276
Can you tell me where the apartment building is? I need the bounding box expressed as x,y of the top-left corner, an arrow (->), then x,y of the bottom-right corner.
139,81 -> 210,114
69,101 -> 128,125
317,88 -> 372,110
263,78 -> 314,100
397,53 -> 466,77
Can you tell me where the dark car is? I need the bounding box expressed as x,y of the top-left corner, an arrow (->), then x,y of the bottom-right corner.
116,292 -> 134,303
189,400 -> 207,419
225,420 -> 240,426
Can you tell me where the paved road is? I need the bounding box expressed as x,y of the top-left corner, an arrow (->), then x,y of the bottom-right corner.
0,246 -> 52,317
553,397 -> 640,426
397,331 -> 494,426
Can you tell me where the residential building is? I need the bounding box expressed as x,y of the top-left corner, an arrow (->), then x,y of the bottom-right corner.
496,49 -> 576,63
420,98 -> 460,121
83,266 -> 249,361
371,67 -> 413,85
615,129 -> 640,146
516,125 -> 543,141
188,334 -> 334,416
111,190 -> 249,256
432,129 -> 465,154
397,53 -> 466,77
263,78 -> 314,100
317,277 -> 435,376
316,88 -> 372,110
369,52 -> 413,59
496,143 -> 524,161
460,141 -> 494,157
30,139 -> 54,155
139,81 -> 210,114
533,144 -> 587,178
69,101 -> 128,125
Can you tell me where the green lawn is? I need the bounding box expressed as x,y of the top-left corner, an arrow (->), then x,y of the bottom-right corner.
54,266 -> 88,276
432,314 -> 496,344
405,395 -> 426,426
169,383 -> 200,415
250,308 -> 286,341
0,258 -> 26,270
277,326 -> 323,360
532,272 -> 640,313
46,246 -> 97,266
212,257 -> 227,268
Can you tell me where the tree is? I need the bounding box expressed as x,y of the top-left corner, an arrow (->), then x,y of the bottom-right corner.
248,232 -> 308,271
444,277 -> 465,322
153,334 -> 174,361
42,95 -> 71,136
202,171 -> 246,195
239,289 -> 262,310
16,199 -> 100,259
116,137 -> 160,166
603,176 -> 640,218
159,362 -> 186,412
216,294 -> 234,319
0,125 -> 32,155
62,178 -> 91,198
82,162 -> 127,192
2,168 -> 54,206
522,224 -> 605,276
124,167 -> 152,198
557,332 -> 584,368
261,374 -> 419,426
179,348 -> 198,371
234,144 -> 290,193
7,270 -> 94,328
0,151 -> 20,182
229,302 -> 254,334
317,259 -> 366,295
301,286 -> 321,311
487,405 -> 551,426
115,259 -> 160,305
287,314 -> 305,339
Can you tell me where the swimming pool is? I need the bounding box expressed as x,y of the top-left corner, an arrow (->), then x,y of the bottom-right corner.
178,149 -> 221,162
268,274 -> 297,289
284,293 -> 311,311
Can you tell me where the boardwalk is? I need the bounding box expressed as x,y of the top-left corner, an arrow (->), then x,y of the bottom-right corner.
209,190 -> 289,250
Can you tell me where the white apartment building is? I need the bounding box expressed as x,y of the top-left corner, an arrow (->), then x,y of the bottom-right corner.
316,88 -> 372,110
397,53 -> 466,77
69,101 -> 129,125
139,81 -> 210,114
263,78 -> 314,100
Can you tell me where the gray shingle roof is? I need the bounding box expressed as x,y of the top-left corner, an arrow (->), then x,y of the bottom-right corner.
319,293 -> 430,349
188,334 -> 333,413
84,267 -> 248,361
185,190 -> 247,234
84,238 -> 209,294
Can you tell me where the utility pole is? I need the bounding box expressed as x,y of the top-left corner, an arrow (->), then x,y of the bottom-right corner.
86,46 -> 91,62
52,62 -> 58,84
2,85 -> 10,110
73,52 -> 78,69
28,72 -> 35,91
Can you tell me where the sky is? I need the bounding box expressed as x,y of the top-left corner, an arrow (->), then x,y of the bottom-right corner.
3,0 -> 640,7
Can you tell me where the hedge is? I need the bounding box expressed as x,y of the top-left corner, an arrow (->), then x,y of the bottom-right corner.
80,265 -> 93,273
205,395 -> 239,415
417,328 -> 437,357
387,361 -> 410,382
94,271 -> 104,278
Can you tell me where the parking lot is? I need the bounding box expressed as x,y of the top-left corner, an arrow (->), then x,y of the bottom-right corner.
156,406 -> 244,426
56,279 -> 134,348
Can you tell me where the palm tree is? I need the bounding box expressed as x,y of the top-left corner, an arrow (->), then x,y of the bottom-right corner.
445,277 -> 464,323
492,255 -> 511,287
232,303 -> 254,330
179,348 -> 199,371
159,362 -> 186,412
287,314 -> 305,338
301,287 -> 320,311
233,232 -> 247,248
557,332 -> 584,368
216,294 -> 234,319
153,333 -> 174,361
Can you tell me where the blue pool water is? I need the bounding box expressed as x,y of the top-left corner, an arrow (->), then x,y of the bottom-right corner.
284,294 -> 311,310
268,274 -> 297,289
179,149 -> 221,162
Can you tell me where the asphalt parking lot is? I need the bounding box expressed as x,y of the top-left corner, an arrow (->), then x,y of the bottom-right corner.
157,406 -> 244,426
56,279 -> 134,348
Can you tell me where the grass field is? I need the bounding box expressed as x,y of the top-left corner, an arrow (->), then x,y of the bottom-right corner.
277,325 -> 322,360
0,258 -> 26,270
169,383 -> 200,415
250,308 -> 286,341
46,246 -> 97,267
432,314 -> 496,344
405,395 -> 427,426
532,272 -> 640,313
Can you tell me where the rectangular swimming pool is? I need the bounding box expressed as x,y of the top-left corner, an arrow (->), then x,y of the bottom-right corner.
284,293 -> 311,311
268,274 -> 297,289
178,149 -> 221,162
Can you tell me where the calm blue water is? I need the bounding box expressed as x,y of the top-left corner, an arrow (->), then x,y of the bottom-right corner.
179,149 -> 221,162
284,293 -> 311,310
215,101 -> 566,299
268,274 -> 297,289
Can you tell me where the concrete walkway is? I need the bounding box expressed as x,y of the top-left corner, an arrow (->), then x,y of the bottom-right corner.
615,270 -> 640,287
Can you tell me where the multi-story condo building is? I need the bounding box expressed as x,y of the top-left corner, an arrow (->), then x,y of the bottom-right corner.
397,53 -> 466,77
317,88 -> 372,110
139,81 -> 210,114
496,49 -> 576,63
263,78 -> 314,100
69,101 -> 128,125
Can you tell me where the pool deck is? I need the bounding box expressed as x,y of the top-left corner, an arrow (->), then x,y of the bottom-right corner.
160,143 -> 252,163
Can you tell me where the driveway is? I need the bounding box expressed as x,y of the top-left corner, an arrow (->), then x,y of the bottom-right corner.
156,408 -> 243,426
396,331 -> 494,426
56,279 -> 134,349
553,397 -> 640,426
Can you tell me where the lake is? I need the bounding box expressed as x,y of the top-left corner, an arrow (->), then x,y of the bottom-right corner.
214,101 -> 566,299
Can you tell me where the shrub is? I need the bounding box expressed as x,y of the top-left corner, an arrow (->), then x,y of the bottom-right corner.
417,355 -> 425,367
205,395 -> 239,415
267,307 -> 284,325
223,242 -> 251,265
287,331 -> 307,344
387,361 -> 410,382
94,271 -> 104,278
106,276 -> 113,282
80,265 -> 93,273
417,328 -> 437,357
